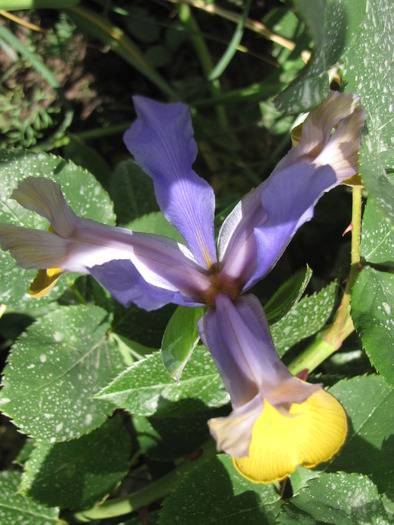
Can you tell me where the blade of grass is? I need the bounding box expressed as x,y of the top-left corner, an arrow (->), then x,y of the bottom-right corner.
0,0 -> 78,8
0,23 -> 60,89
194,73 -> 285,107
169,0 -> 310,63
0,10 -> 44,31
208,0 -> 252,81
176,2 -> 228,128
66,5 -> 177,100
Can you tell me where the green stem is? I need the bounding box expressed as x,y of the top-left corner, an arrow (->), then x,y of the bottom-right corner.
289,186 -> 363,375
73,440 -> 216,522
66,278 -> 87,305
176,3 -> 228,128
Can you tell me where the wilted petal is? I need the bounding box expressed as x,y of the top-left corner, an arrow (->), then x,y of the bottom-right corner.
314,103 -> 366,181
124,96 -> 217,268
233,389 -> 348,483
276,91 -> 365,180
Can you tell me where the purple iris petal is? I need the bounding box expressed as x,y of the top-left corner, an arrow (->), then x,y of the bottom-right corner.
90,260 -> 205,311
90,260 -> 179,310
124,96 -> 217,269
198,293 -> 318,410
222,162 -> 336,292
197,293 -> 289,408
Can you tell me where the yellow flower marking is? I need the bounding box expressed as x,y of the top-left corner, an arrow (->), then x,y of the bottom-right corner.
233,389 -> 347,483
29,268 -> 63,298
28,224 -> 63,298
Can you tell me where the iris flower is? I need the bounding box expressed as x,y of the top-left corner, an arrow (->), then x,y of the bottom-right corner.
0,91 -> 364,482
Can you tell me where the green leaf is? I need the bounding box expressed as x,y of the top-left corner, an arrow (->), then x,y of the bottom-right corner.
134,400 -> 226,461
64,135 -> 112,190
277,472 -> 390,524
128,211 -> 183,242
0,470 -> 59,525
0,150 -> 115,311
328,375 -> 394,503
161,306 -> 205,380
361,198 -> 394,267
109,160 -> 158,225
0,305 -> 126,442
123,6 -> 160,44
359,143 -> 394,229
343,0 -> 394,226
351,268 -> 394,386
265,266 -> 312,323
97,345 -> 229,417
20,415 -> 131,508
275,0 -> 364,113
271,281 -> 337,356
159,454 -> 281,525
112,302 -> 175,349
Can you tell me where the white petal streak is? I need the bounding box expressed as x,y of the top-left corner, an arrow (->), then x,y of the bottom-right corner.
0,225 -> 69,269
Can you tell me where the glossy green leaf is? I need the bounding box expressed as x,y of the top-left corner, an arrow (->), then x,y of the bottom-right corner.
161,306 -> 205,380
0,305 -> 125,442
271,281 -> 337,356
351,268 -> 394,386
343,0 -> 394,226
0,150 -> 115,311
328,375 -> 394,503
20,415 -> 131,508
109,160 -> 158,225
265,266 -> 312,323
359,144 -> 394,229
159,454 -> 281,525
275,0 -> 365,113
97,345 -> 229,417
361,199 -> 394,267
277,472 -> 390,524
0,470 -> 59,525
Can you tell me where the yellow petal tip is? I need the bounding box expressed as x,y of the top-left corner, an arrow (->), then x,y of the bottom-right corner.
29,268 -> 63,298
233,389 -> 347,484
